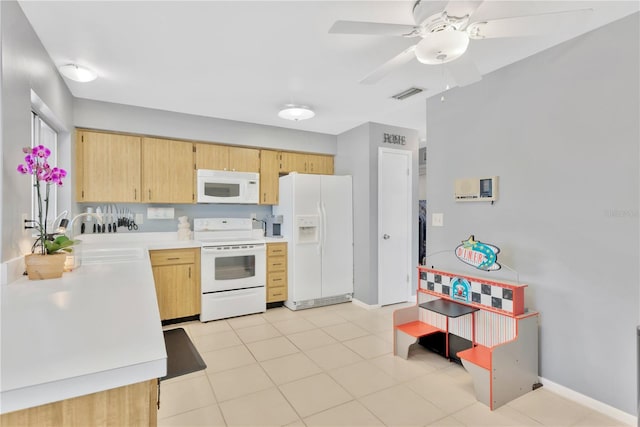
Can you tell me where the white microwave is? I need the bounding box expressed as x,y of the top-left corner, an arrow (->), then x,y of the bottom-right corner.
197,169 -> 259,204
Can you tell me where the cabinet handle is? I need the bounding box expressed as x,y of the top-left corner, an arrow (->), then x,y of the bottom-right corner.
188,266 -> 191,278
272,263 -> 282,267
166,257 -> 180,261
134,189 -> 137,200
273,292 -> 283,296
263,193 -> 266,202
273,278 -> 282,282
148,189 -> 152,200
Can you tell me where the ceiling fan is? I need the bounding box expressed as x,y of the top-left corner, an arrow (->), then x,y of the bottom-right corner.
329,0 -> 592,86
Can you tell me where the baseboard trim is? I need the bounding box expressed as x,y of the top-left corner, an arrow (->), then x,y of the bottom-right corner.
351,298 -> 381,310
539,377 -> 637,426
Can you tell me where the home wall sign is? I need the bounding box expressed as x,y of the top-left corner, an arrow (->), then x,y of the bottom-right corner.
382,133 -> 406,145
455,235 -> 501,271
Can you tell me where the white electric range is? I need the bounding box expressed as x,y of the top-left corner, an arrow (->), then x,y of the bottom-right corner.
194,218 -> 266,322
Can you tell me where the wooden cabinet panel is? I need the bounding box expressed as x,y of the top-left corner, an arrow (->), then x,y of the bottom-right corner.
0,379 -> 158,427
150,248 -> 200,321
267,243 -> 287,257
142,138 -> 194,203
278,152 -> 334,175
194,143 -> 229,170
266,243 -> 287,303
279,152 -> 307,173
260,150 -> 280,205
76,130 -> 141,202
195,143 -> 260,172
229,146 -> 260,172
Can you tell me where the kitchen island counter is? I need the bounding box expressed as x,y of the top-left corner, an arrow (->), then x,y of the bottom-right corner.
0,235 -> 199,415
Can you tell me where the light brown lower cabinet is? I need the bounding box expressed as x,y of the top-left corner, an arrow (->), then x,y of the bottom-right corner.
149,248 -> 201,321
0,379 -> 158,427
266,242 -> 288,303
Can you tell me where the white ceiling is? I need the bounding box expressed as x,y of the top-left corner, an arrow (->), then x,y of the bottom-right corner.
18,1 -> 639,141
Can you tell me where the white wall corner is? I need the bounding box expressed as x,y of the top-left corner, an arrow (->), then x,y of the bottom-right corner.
1,256 -> 26,286
539,377 -> 637,426
351,298 -> 381,310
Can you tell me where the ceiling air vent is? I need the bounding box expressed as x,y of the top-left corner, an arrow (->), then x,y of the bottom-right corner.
391,87 -> 424,101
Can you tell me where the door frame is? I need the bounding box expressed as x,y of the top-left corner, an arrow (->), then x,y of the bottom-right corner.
377,147 -> 413,306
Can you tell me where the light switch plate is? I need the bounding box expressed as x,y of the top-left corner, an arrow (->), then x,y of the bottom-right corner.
135,213 -> 144,225
432,213 -> 444,227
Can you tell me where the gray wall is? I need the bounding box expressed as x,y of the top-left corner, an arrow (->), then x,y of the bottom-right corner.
425,13 -> 639,415
336,122 -> 419,305
1,0 -> 74,262
74,99 -> 336,154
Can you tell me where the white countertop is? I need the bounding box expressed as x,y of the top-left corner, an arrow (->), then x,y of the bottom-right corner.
0,233 -> 202,414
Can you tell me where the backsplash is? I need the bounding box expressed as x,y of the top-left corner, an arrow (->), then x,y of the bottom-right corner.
75,203 -> 272,234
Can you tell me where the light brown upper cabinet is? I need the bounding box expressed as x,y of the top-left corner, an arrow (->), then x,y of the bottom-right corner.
142,137 -> 194,203
259,150 -> 280,205
76,130 -> 142,203
279,152 -> 334,175
194,143 -> 260,173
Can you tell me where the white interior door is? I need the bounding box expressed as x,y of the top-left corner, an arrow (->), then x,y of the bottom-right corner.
378,147 -> 412,306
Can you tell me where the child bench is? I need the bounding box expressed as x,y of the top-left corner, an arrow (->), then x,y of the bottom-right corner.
392,305 -> 441,359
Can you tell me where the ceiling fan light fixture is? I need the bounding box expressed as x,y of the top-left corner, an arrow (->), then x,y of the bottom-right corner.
278,104 -> 315,121
58,63 -> 97,82
415,30 -> 469,65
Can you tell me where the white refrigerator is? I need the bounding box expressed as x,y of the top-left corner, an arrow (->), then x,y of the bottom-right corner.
273,173 -> 353,310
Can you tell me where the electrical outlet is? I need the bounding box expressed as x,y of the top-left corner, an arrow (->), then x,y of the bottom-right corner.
432,213 -> 444,227
21,213 -> 30,235
135,213 -> 144,225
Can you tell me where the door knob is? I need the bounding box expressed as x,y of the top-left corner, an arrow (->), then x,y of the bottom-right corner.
383,234 -> 390,240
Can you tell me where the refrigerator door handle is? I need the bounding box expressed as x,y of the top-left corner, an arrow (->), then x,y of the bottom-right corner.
321,202 -> 328,255
317,202 -> 323,255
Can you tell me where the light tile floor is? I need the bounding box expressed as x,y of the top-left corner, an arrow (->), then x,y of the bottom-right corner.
160,302 -> 627,427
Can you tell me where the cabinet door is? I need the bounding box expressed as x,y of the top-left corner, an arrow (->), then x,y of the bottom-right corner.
150,248 -> 201,321
76,131 -> 141,202
229,147 -> 260,172
279,152 -> 308,173
318,155 -> 334,175
259,150 -> 280,205
152,264 -> 199,320
142,138 -> 194,203
194,143 -> 229,170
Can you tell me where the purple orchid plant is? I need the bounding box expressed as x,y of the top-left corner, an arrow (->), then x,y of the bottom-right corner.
17,145 -> 73,255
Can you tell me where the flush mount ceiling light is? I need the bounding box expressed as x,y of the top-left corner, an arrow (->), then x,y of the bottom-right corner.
278,104 -> 315,121
58,64 -> 97,82
415,29 -> 470,65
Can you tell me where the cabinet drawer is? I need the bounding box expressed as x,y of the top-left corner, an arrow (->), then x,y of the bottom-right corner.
267,243 -> 287,256
149,249 -> 197,266
267,256 -> 287,272
268,271 -> 287,287
267,285 -> 287,303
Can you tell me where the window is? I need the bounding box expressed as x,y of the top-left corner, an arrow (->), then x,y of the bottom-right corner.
31,112 -> 60,227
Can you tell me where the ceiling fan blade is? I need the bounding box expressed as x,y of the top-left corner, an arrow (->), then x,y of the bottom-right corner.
446,54 -> 482,87
443,1 -> 484,22
360,45 -> 417,85
467,8 -> 593,39
329,20 -> 420,37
